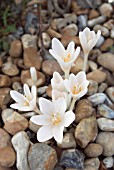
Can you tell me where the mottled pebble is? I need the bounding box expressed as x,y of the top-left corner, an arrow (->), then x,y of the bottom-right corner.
61,24 -> 78,36
106,87 -> 114,102
88,60 -> 98,71
103,157 -> 114,168
84,143 -> 103,157
96,132 -> 114,156
29,120 -> 40,133
88,16 -> 106,27
99,3 -> 113,17
85,157 -> 100,170
93,25 -> 109,37
28,143 -> 57,170
98,83 -> 108,93
2,62 -> 19,76
97,104 -> 114,119
0,75 -> 11,87
9,40 -> 22,58
21,34 -> 37,49
87,69 -> 106,83
97,117 -> 114,131
0,128 -> 11,149
0,88 -> 11,107
100,38 -> 113,52
38,32 -> 51,49
87,80 -> 98,96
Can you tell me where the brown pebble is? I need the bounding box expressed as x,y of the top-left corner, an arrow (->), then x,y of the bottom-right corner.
0,88 -> 11,107
46,85 -> 52,98
61,36 -> 80,47
100,38 -> 113,52
2,62 -> 19,76
42,60 -> 63,76
0,75 -> 11,87
84,143 -> 103,157
0,128 -> 11,149
9,40 -> 22,58
88,9 -> 100,19
47,27 -> 62,39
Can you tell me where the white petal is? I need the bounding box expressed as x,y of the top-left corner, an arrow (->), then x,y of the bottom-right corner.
49,49 -> 59,60
53,125 -> 64,143
64,79 -> 71,93
30,67 -> 37,82
53,98 -> 67,116
10,103 -> 22,110
52,90 -> 66,101
63,110 -> 75,127
66,41 -> 75,56
24,84 -> 32,99
29,99 -> 36,110
10,91 -> 25,104
31,86 -> 36,100
79,32 -> 88,53
10,103 -> 32,111
30,115 -> 50,125
39,98 -> 53,116
83,27 -> 91,37
72,46 -> 80,61
76,71 -> 87,84
37,125 -> 53,142
52,38 -> 65,57
73,88 -> 88,99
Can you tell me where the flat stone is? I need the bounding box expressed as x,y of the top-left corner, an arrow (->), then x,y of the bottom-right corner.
28,143 -> 57,170
21,70 -> 45,87
87,69 -> 106,84
97,53 -> 114,72
0,147 -> 16,167
75,99 -> 93,123
12,131 -> 30,170
88,16 -> 106,27
57,133 -> 76,149
0,88 -> 11,107
9,40 -> 22,57
60,149 -> 84,169
75,117 -> 98,148
2,62 -> 19,76
24,47 -> 42,70
96,132 -> 114,156
97,104 -> 114,119
4,111 -> 29,135
42,60 -> 63,76
21,34 -> 37,49
97,117 -> 114,131
84,143 -> 103,157
0,128 -> 11,149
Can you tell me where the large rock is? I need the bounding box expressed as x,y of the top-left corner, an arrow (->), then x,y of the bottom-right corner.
28,143 -> 57,170
97,53 -> 114,72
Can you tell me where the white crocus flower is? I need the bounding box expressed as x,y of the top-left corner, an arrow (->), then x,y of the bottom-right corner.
51,72 -> 64,92
30,97 -> 75,143
30,67 -> 37,85
79,27 -> 101,54
64,71 -> 89,110
10,84 -> 37,111
49,38 -> 80,77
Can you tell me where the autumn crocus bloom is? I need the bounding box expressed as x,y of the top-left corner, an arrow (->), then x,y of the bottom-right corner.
10,84 -> 36,111
49,38 -> 80,77
30,97 -> 75,143
51,72 -> 64,92
30,67 -> 37,85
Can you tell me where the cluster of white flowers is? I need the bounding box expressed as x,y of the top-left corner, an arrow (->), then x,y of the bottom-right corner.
10,27 -> 101,143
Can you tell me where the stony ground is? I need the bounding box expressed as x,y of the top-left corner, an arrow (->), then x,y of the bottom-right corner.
0,0 -> 114,170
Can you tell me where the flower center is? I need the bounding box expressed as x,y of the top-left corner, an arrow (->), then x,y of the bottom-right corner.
51,113 -> 61,125
62,53 -> 71,62
23,100 -> 29,106
72,84 -> 82,94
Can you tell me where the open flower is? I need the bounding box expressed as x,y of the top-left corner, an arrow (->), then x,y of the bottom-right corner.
30,67 -> 37,85
79,27 -> 101,54
64,71 -> 89,99
10,84 -> 36,111
30,97 -> 75,143
51,72 -> 64,92
49,38 -> 80,73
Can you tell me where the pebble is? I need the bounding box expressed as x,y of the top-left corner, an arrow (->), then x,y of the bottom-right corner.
0,128 -> 11,149
97,53 -> 114,72
0,88 -> 11,107
98,83 -> 108,93
77,15 -> 87,31
57,133 -> 76,149
106,87 -> 114,102
9,40 -> 22,58
97,117 -> 114,131
75,99 -> 93,123
12,131 -> 30,170
60,149 -> 84,169
0,165 -> 12,170
75,117 -> 98,148
47,27 -> 62,39
88,9 -> 99,20
12,82 -> 22,91
84,143 -> 103,157
60,24 -> 78,36
29,120 -> 40,133
21,34 -> 37,49
21,112 -> 36,119
93,25 -> 110,37
23,47 -> 42,70
21,70 -> 45,87
104,69 -> 114,86
88,16 -> 106,27
110,28 -> 114,38
42,60 -> 63,76
100,38 -> 113,51
4,111 -> 28,135
88,60 -> 98,71
2,109 -> 14,123
28,143 -> 57,170
0,147 -> 16,167
96,132 -> 114,156
0,74 -> 11,87
97,104 -> 114,119
95,36 -> 105,48
2,62 -> 19,76
88,93 -> 113,106
38,32 -> 51,49
87,69 -> 106,84
99,3 -> 113,17
38,86 -> 48,95
84,157 -> 100,170
54,165 -> 63,170
87,80 -> 98,96
103,157 -> 114,168
46,85 -> 52,98
103,19 -> 114,30
61,36 -> 80,48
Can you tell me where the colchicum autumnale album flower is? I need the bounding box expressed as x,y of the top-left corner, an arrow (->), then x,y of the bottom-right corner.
30,97 -> 75,143
79,27 -> 101,55
51,72 -> 64,92
64,71 -> 89,100
30,67 -> 37,85
49,38 -> 80,73
10,84 -> 36,111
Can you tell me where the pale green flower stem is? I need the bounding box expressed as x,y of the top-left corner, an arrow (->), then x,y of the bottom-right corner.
65,70 -> 70,79
70,97 -> 76,111
82,53 -> 89,72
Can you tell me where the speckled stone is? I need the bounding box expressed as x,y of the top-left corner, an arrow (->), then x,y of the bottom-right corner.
28,143 -> 57,170
84,157 -> 100,170
84,143 -> 103,157
87,80 -> 98,96
2,62 -> 19,76
97,104 -> 114,119
97,117 -> 114,131
0,128 -> 11,149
